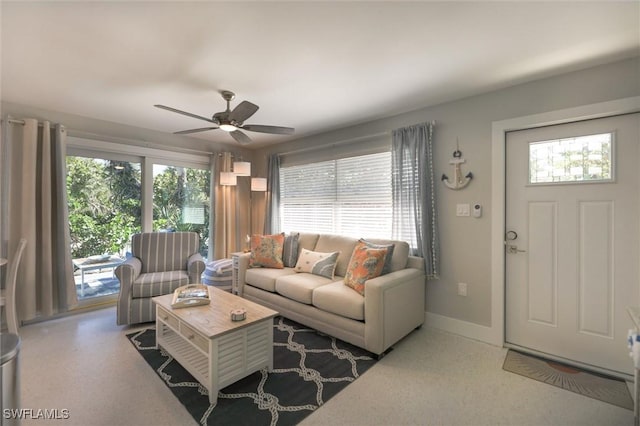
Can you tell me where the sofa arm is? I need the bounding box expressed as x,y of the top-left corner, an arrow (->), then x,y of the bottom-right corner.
364,268 -> 425,355
187,253 -> 206,284
115,257 -> 142,325
237,252 -> 251,295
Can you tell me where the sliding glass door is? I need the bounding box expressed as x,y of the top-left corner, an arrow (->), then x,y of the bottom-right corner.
66,140 -> 213,305
67,156 -> 142,300
153,164 -> 211,257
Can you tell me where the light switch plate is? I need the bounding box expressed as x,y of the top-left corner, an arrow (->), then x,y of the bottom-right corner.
456,204 -> 470,217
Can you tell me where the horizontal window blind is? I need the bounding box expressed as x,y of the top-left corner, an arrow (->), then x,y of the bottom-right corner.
280,151 -> 392,239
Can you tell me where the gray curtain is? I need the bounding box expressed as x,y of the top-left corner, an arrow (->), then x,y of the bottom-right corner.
391,122 -> 439,278
264,154 -> 281,234
5,118 -> 78,322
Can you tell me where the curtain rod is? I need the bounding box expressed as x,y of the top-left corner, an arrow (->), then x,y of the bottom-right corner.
277,120 -> 436,157
278,131 -> 390,156
4,118 -> 58,128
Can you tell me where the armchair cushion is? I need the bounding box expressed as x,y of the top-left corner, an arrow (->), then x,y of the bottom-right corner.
132,232 -> 201,274
131,271 -> 189,298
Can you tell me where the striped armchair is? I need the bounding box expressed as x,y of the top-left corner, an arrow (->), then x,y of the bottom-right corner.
115,232 -> 206,325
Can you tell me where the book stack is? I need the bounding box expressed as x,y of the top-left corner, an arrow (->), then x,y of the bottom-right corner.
171,284 -> 211,309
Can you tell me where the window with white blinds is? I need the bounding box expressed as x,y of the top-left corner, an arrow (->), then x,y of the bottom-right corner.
279,151 -> 392,238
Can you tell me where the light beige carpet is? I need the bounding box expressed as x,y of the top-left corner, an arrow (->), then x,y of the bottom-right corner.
503,350 -> 633,410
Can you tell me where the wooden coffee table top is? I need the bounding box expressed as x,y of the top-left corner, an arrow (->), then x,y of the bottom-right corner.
152,287 -> 278,339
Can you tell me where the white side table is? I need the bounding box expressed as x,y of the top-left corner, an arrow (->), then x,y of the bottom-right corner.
231,252 -> 245,296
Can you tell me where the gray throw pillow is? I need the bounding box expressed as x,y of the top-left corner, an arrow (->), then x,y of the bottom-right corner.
282,232 -> 300,267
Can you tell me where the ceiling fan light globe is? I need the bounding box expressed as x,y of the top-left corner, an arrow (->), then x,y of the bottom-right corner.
219,123 -> 237,132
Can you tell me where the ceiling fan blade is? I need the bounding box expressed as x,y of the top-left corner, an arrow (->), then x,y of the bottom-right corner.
154,104 -> 217,124
174,127 -> 219,135
228,101 -> 259,123
230,130 -> 252,144
241,124 -> 295,135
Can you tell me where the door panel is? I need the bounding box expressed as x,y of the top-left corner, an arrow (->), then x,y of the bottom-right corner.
505,113 -> 639,375
527,201 -> 557,325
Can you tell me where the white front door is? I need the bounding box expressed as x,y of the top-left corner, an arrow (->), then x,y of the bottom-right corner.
505,113 -> 640,376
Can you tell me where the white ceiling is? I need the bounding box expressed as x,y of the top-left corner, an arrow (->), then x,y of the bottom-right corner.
2,1 -> 638,149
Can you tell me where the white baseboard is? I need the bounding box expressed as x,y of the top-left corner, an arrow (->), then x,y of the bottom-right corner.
425,312 -> 501,346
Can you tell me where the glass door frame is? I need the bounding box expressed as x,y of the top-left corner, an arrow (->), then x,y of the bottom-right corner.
67,137 -> 214,307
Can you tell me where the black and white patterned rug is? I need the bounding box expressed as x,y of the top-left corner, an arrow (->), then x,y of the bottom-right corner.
127,317 -> 377,425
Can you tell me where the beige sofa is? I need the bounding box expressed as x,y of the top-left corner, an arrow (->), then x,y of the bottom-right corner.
237,233 -> 426,356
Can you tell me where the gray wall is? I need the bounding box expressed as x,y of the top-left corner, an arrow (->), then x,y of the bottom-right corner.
255,57 -> 640,327
2,57 -> 638,328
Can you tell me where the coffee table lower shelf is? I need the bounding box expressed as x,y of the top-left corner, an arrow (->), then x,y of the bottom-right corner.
155,306 -> 274,405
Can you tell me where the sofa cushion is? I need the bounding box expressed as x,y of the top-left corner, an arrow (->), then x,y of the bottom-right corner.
344,242 -> 388,295
363,238 -> 410,272
314,234 -> 358,277
312,281 -> 365,321
359,239 -> 395,275
132,271 -> 188,298
275,273 -> 335,304
294,249 -> 339,279
282,232 -> 300,267
245,267 -> 296,293
250,233 -> 285,269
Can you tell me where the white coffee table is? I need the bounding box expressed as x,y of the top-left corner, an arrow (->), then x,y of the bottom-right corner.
152,287 -> 278,405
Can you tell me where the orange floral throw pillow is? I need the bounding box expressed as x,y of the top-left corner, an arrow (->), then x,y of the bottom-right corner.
343,242 -> 388,296
250,233 -> 285,269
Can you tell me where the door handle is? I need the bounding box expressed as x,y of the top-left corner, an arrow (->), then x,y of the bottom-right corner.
506,244 -> 526,254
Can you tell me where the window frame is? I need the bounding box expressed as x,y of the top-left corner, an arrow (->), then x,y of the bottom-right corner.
526,131 -> 616,186
278,150 -> 393,239
67,136 -> 212,233
66,137 -> 214,306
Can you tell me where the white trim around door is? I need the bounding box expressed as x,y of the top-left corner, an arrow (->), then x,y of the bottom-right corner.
489,96 -> 640,347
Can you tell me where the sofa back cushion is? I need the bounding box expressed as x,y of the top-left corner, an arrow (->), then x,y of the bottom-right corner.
314,234 -> 358,277
132,232 -> 200,274
297,233 -> 320,253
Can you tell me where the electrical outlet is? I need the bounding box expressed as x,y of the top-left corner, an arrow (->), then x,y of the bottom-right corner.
457,282 -> 468,296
